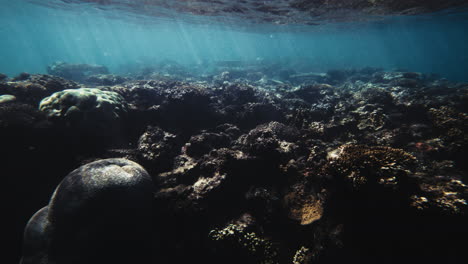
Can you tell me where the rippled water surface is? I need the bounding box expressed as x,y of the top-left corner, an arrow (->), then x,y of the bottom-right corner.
1,0 -> 467,80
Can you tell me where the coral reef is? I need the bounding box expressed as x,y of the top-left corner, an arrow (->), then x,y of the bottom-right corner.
323,145 -> 416,190
8,65 -> 468,264
410,172 -> 468,214
209,223 -> 279,264
283,188 -> 324,225
292,246 -> 312,264
137,126 -> 180,173
0,74 -> 79,105
39,88 -> 126,120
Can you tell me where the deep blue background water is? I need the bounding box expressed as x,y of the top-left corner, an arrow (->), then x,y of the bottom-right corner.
1,0 -> 468,81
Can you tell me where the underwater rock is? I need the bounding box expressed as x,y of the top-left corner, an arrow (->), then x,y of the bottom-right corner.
283,188 -> 324,225
0,73 -> 7,81
0,74 -> 80,106
84,74 -> 129,85
154,147 -> 252,216
0,102 -> 51,160
235,102 -> 285,129
410,172 -> 468,214
246,71 -> 264,82
137,125 -> 180,174
218,83 -> 258,105
0,94 -> 16,104
353,105 -> 389,131
19,207 -> 50,264
213,69 -> 260,83
158,84 -> 220,132
213,71 -> 233,83
323,145 -> 416,190
39,88 -> 126,129
111,79 -> 221,132
0,102 -> 47,131
289,83 -> 335,104
1,101 -> 76,264
214,123 -> 242,139
189,165 -> 228,202
107,80 -> 168,110
288,72 -> 327,84
390,77 -> 422,88
428,106 -> 468,168
12,72 -> 31,81
193,149 -> 250,202
184,131 -> 232,158
429,106 -> 468,141
47,61 -> 109,82
236,121 -> 301,159
128,60 -> 191,80
325,69 -> 355,84
354,87 -> 394,106
20,158 -> 154,264
155,154 -> 199,190
209,223 -> 279,264
158,59 -> 191,77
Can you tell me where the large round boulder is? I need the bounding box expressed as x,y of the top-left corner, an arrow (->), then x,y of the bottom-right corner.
20,158 -> 154,264
20,207 -> 50,264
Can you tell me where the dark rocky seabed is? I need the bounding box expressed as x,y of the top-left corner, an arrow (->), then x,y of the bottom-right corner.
2,62 -> 468,263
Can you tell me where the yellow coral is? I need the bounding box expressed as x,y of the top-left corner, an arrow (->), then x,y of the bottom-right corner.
284,191 -> 323,225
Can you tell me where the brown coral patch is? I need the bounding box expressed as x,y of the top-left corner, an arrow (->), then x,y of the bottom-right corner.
323,144 -> 416,189
410,173 -> 468,214
284,190 -> 323,225
429,106 -> 468,139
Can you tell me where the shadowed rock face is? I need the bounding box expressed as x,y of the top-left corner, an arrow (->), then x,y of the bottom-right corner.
20,207 -> 50,264
20,159 -> 154,264
33,0 -> 468,25
0,74 -> 79,106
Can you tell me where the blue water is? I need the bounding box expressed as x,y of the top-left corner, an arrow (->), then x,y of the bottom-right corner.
1,0 -> 468,81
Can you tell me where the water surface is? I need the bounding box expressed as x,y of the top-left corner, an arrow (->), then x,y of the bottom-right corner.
0,0 -> 467,81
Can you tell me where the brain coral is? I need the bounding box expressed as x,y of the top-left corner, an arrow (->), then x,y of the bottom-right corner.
39,88 -> 126,120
